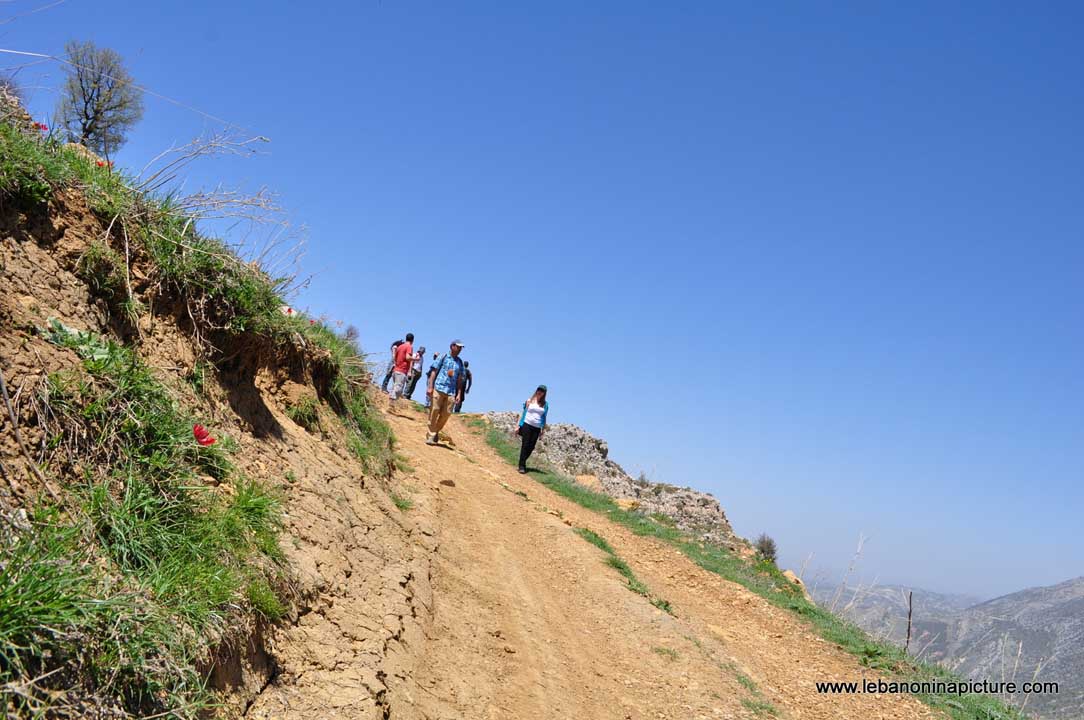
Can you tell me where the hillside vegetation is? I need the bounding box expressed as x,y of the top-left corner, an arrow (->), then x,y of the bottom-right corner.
0,89 -> 1037,720
0,90 -> 399,717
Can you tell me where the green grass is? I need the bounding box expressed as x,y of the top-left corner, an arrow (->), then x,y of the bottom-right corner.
483,424 -> 1027,720
1,110 -> 395,481
650,597 -> 674,614
0,122 -> 76,205
0,94 -> 398,717
285,394 -> 321,432
9,321 -> 287,717
574,527 -> 616,555
394,452 -> 415,474
185,360 -> 210,396
652,646 -> 679,661
736,672 -> 758,693
390,491 -> 414,511
573,527 -> 673,613
741,698 -> 780,717
75,240 -> 127,299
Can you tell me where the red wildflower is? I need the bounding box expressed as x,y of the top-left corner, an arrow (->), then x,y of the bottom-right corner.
96,161 -> 105,167
192,424 -> 216,446
309,319 -> 315,325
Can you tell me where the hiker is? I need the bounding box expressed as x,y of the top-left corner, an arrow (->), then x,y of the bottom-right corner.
425,340 -> 467,445
514,385 -> 548,473
380,338 -> 404,392
388,333 -> 415,401
423,352 -> 439,408
453,361 -> 473,413
404,345 -> 426,400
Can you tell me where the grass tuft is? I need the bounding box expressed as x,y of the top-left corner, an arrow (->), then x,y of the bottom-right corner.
5,321 -> 288,717
574,527 -> 673,612
652,646 -> 679,661
390,492 -> 414,511
285,394 -> 321,432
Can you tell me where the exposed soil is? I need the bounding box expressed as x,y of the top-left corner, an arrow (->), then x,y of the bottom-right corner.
3,191 -> 937,719
275,401 -> 935,720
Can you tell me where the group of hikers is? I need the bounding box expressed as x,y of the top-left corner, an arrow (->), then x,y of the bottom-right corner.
380,335 -> 550,472
381,334 -> 473,411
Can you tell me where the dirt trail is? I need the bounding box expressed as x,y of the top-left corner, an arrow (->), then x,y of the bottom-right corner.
374,404 -> 936,720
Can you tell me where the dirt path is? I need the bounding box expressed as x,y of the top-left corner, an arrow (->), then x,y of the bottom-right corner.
381,404 -> 937,720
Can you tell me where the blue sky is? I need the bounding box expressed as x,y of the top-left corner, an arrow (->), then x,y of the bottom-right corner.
5,1 -> 1082,598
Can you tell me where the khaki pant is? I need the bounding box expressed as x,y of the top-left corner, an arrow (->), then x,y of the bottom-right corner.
428,390 -> 455,436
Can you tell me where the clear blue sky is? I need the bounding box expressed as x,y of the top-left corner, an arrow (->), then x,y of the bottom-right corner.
6,1 -> 1082,598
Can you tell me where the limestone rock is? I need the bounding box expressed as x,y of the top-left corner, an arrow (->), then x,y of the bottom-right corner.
485,412 -> 745,550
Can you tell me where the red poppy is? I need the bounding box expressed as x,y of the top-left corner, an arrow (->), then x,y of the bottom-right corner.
96,161 -> 105,168
192,424 -> 216,446
309,319 -> 315,325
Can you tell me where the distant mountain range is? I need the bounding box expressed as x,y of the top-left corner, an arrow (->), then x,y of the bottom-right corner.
813,577 -> 1084,720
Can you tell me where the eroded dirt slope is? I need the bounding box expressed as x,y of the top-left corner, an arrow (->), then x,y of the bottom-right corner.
346,403 -> 937,720
0,195 -> 432,718
2,193 -> 935,720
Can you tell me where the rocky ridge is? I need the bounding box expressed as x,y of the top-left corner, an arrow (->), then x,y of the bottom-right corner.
485,411 -> 746,550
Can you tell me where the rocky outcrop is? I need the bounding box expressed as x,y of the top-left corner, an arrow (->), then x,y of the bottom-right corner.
485,412 -> 745,550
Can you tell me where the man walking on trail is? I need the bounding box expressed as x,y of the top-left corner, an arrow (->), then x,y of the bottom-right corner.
404,345 -> 426,400
388,333 -> 414,402
381,338 -> 404,393
453,361 -> 473,413
425,340 -> 466,445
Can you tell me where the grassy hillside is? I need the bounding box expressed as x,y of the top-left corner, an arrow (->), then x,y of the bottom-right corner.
0,95 -> 394,717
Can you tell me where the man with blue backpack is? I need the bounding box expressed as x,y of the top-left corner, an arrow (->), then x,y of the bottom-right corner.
425,339 -> 467,445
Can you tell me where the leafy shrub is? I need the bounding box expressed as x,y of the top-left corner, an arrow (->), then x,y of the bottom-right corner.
754,533 -> 778,564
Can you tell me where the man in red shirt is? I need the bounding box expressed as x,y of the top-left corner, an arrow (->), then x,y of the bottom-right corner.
389,332 -> 415,402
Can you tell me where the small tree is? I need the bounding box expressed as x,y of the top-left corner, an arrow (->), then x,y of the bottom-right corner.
56,40 -> 144,156
754,533 -> 778,565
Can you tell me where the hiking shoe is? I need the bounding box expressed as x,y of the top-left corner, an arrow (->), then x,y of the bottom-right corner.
518,466 -> 527,474
425,434 -> 438,445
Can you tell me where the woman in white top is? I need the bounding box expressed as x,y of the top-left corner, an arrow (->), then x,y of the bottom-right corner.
514,385 -> 549,473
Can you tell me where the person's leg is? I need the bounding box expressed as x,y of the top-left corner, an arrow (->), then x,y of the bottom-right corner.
518,424 -> 539,470
426,394 -> 441,440
405,373 -> 419,399
392,371 -> 407,400
427,391 -> 454,440
381,361 -> 394,392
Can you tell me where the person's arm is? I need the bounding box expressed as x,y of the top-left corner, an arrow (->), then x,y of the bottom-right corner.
455,367 -> 465,402
426,357 -> 439,395
539,402 -> 548,439
518,401 -> 528,427
465,372 -> 473,393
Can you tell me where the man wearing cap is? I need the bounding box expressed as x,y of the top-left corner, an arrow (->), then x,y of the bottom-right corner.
425,340 -> 467,445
